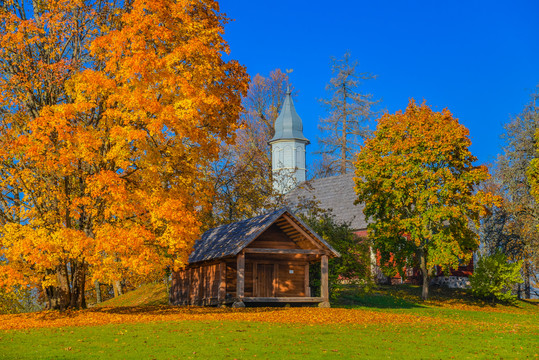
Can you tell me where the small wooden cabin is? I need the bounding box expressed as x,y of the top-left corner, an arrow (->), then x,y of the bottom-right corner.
169,208 -> 340,307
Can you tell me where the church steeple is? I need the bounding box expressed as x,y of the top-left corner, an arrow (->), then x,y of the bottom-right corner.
269,87 -> 309,144
269,88 -> 309,194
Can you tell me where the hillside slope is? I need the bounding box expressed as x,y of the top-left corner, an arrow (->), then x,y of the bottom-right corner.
96,283 -> 168,307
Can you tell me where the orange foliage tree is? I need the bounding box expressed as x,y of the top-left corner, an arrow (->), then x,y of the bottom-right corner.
0,0 -> 248,309
354,100 -> 493,300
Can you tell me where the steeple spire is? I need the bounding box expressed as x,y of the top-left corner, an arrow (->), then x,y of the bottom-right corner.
269,89 -> 309,144
269,87 -> 310,194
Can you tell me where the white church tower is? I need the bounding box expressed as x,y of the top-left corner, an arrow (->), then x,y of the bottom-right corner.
269,87 -> 310,194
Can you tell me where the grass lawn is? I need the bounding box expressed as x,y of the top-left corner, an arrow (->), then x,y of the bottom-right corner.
1,285 -> 538,359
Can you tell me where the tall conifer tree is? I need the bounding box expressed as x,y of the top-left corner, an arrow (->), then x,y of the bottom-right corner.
318,52 -> 379,175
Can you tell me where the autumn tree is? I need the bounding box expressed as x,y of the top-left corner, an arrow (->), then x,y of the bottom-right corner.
207,70 -> 290,226
310,154 -> 340,180
481,85 -> 539,298
243,70 -> 290,139
317,52 -> 380,175
514,85 -> 539,297
479,177 -> 526,260
480,86 -> 539,299
477,177 -> 532,298
355,100 -> 492,300
0,0 -> 248,309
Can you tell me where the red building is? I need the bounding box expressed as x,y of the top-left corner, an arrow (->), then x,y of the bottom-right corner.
285,172 -> 474,288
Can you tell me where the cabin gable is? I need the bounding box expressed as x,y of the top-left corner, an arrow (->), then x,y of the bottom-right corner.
247,222 -> 318,251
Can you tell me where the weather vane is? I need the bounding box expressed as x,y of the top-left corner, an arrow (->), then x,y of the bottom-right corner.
285,69 -> 293,93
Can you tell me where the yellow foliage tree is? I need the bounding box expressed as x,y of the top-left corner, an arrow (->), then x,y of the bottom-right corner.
0,0 -> 248,309
355,100 -> 494,300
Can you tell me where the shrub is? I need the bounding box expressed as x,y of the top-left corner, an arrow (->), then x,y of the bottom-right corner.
470,251 -> 522,303
0,286 -> 43,314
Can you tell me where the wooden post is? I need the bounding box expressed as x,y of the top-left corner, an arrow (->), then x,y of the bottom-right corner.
218,262 -> 226,304
187,268 -> 192,305
304,263 -> 310,297
237,254 -> 245,299
233,253 -> 245,307
253,262 -> 258,297
319,255 -> 330,308
273,263 -> 279,297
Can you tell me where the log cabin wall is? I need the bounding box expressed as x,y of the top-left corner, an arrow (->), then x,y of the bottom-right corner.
170,256 -> 312,305
243,257 -> 309,297
224,257 -> 310,299
225,260 -> 236,299
276,262 -> 306,297
170,262 -> 222,305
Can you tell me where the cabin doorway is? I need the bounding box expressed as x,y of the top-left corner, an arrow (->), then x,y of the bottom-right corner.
255,264 -> 274,297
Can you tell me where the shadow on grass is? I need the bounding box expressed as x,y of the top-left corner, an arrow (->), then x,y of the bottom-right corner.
332,284 -> 533,310
335,284 -> 538,310
335,293 -> 422,309
520,299 -> 539,306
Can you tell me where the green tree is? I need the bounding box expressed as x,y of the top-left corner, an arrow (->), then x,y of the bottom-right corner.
317,52 -> 380,175
301,212 -> 372,299
355,100 -> 493,300
470,251 -> 522,303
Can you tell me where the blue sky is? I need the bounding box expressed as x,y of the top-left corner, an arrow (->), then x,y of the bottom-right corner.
219,0 -> 539,167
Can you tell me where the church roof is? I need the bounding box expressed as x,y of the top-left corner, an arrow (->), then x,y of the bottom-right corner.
284,172 -> 369,231
269,89 -> 309,144
188,207 -> 339,264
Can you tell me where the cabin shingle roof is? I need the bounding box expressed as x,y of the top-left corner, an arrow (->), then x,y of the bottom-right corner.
188,208 -> 339,264
284,172 -> 369,231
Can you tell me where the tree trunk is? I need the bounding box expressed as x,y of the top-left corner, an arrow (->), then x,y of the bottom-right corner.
418,249 -> 429,300
340,100 -> 348,175
95,281 -> 102,303
56,265 -> 70,310
524,262 -> 531,299
45,285 -> 64,311
70,261 -> 87,309
44,262 -> 87,310
113,280 -> 123,297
